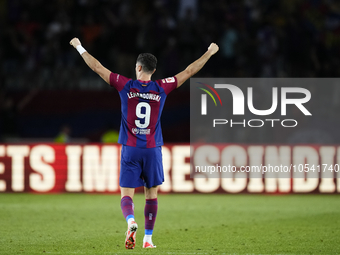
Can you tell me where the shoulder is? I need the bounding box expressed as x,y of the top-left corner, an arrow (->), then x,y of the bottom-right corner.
109,73 -> 132,92
155,76 -> 178,95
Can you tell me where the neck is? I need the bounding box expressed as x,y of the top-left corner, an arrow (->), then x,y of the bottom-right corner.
137,72 -> 152,81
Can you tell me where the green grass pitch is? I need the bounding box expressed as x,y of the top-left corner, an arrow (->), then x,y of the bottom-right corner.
0,193 -> 339,254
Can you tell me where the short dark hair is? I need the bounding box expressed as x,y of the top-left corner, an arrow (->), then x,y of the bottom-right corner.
136,53 -> 157,73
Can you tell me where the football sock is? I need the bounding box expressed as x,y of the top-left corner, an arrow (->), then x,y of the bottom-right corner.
144,198 -> 158,238
143,234 -> 152,244
127,218 -> 135,225
121,196 -> 134,224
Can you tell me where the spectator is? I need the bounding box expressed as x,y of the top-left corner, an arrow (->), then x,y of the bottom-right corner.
54,125 -> 71,143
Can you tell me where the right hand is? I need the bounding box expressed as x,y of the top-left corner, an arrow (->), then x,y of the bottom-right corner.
70,37 -> 81,48
208,43 -> 219,55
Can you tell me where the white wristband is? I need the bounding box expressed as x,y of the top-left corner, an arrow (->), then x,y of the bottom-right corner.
76,45 -> 87,55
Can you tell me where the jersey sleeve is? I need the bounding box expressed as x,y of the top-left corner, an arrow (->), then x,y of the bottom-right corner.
109,73 -> 131,92
156,76 -> 178,95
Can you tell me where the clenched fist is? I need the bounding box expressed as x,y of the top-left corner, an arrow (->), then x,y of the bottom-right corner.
207,43 -> 219,55
70,38 -> 81,48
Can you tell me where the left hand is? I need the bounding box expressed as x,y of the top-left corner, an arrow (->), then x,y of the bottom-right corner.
208,43 -> 219,55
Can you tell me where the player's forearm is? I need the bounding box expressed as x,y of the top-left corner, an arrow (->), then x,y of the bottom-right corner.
70,37 -> 111,84
81,52 -> 103,73
175,43 -> 218,88
185,51 -> 213,77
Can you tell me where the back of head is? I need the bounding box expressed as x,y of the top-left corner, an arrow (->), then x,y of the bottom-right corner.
137,53 -> 157,74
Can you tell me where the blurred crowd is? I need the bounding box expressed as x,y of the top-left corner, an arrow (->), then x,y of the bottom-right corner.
1,0 -> 340,143
1,0 -> 340,90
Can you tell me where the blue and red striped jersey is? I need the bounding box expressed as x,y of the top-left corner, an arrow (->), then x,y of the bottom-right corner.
109,72 -> 178,148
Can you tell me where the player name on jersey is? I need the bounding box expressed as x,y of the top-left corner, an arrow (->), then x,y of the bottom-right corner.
127,92 -> 161,102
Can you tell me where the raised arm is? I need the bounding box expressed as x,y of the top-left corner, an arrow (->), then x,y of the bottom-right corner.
70,37 -> 111,84
175,43 -> 219,88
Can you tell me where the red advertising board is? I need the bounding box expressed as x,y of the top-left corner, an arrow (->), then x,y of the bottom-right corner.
0,144 -> 339,193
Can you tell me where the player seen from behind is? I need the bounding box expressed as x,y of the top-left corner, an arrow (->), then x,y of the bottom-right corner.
70,37 -> 219,249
